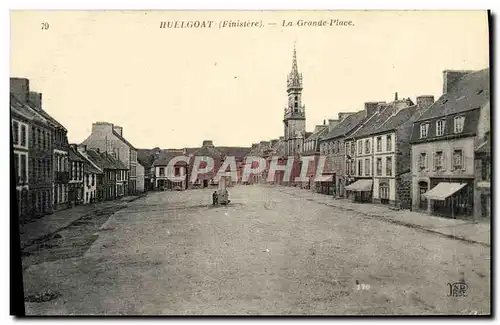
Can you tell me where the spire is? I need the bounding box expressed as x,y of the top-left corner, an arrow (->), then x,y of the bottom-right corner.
287,42 -> 302,89
291,42 -> 298,75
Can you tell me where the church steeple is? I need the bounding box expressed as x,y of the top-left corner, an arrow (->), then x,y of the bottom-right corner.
287,43 -> 303,90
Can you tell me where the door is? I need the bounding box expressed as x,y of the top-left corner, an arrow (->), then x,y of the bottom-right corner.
418,182 -> 428,210
203,179 -> 209,188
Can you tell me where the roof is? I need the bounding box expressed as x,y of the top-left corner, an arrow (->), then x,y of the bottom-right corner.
352,103 -> 418,138
322,110 -> 366,140
137,148 -> 155,168
10,93 -> 48,124
417,68 -> 490,122
69,146 -> 84,162
113,131 -> 137,150
305,126 -> 329,141
217,146 -> 251,158
77,151 -> 103,174
86,149 -> 116,170
105,153 -> 128,170
153,150 -> 188,166
193,144 -> 223,158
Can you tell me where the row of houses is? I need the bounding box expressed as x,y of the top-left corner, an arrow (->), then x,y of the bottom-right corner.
252,68 -> 490,220
10,78 -> 146,224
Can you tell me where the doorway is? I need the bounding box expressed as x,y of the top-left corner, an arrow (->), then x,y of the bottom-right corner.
203,180 -> 209,188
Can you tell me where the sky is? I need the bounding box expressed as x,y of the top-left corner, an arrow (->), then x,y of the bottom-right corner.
10,10 -> 489,149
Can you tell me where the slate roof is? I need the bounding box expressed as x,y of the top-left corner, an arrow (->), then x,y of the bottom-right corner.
105,153 -> 129,170
305,126 -> 329,141
416,68 -> 490,122
193,144 -> 223,158
68,146 -> 84,162
153,150 -> 188,166
351,102 -> 418,139
10,93 -> 48,124
113,130 -> 137,150
78,151 -> 103,174
217,146 -> 252,158
86,149 -> 116,170
475,140 -> 490,154
322,110 -> 366,140
137,148 -> 156,168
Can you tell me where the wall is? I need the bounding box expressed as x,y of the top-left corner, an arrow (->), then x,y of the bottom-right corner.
411,137 -> 475,179
396,171 -> 412,209
476,102 -> 491,140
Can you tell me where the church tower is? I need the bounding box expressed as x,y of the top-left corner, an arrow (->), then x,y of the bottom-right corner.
283,44 -> 306,157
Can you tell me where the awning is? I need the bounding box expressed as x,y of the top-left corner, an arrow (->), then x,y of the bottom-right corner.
167,177 -> 185,182
314,175 -> 333,182
345,179 -> 373,192
422,182 -> 467,201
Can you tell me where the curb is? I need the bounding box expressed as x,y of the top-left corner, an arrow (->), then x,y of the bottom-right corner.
279,189 -> 490,247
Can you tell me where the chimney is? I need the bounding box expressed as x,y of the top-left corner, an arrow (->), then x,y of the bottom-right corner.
259,141 -> 270,148
392,99 -> 410,115
77,144 -> 87,153
202,140 -> 214,147
279,136 -> 284,141
364,102 -> 380,117
10,78 -> 30,103
28,91 -> 43,111
323,119 -> 326,125
395,92 -> 398,101
251,143 -> 258,150
92,122 -> 114,135
328,119 -> 339,132
416,95 -> 435,110
443,70 -> 473,94
338,112 -> 354,122
113,125 -> 123,137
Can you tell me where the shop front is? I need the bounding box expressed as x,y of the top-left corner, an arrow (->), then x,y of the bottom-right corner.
422,179 -> 474,219
314,174 -> 335,195
345,179 -> 373,203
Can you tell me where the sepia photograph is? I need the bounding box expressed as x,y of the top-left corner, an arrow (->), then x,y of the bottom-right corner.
9,9 -> 491,316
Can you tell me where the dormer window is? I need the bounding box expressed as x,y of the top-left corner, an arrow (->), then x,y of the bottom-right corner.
436,119 -> 446,136
420,123 -> 429,138
454,116 -> 465,134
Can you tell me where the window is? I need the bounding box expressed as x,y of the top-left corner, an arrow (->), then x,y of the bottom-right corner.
364,158 -> 370,176
37,129 -> 41,148
358,141 -> 362,154
175,167 -> 180,176
386,135 -> 392,151
38,160 -> 42,179
436,119 -> 446,136
20,154 -> 27,182
376,158 -> 382,176
86,174 -> 90,186
453,149 -> 463,170
346,143 -> 350,156
365,140 -> 371,154
420,123 -> 429,138
351,161 -> 355,175
159,167 -> 165,176
376,137 -> 382,152
358,160 -> 362,176
379,183 -> 389,200
20,125 -> 26,147
482,161 -> 490,181
14,154 -> 19,183
454,116 -> 465,133
386,157 -> 392,176
418,153 -> 427,170
434,151 -> 444,170
12,121 -> 19,145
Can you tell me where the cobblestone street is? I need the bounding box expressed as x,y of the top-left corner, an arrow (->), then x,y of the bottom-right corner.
22,185 -> 491,315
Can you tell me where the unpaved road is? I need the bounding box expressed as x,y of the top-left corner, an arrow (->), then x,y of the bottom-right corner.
22,185 -> 491,315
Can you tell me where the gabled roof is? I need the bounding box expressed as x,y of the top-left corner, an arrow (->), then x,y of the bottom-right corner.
10,93 -> 49,124
475,140 -> 490,154
105,153 -> 128,170
194,144 -> 223,158
113,130 -> 137,150
86,149 -> 116,170
137,148 -> 156,168
305,126 -> 329,141
217,146 -> 252,158
322,110 -> 366,140
153,150 -> 188,166
352,103 -> 418,139
416,68 -> 490,122
68,146 -> 84,162
77,151 -> 103,174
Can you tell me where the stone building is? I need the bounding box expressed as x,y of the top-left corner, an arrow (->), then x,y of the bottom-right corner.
345,93 -> 433,209
154,150 -> 188,190
84,148 -> 127,201
76,145 -> 103,204
10,87 -> 54,222
474,131 -> 491,219
410,68 -> 490,219
318,111 -> 366,196
301,122 -> 329,189
68,144 -> 85,206
81,122 -> 138,195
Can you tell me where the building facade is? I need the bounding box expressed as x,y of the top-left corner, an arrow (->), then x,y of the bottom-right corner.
81,122 -> 137,195
410,69 -> 489,219
11,79 -> 56,221
68,145 -> 85,206
77,145 -> 103,204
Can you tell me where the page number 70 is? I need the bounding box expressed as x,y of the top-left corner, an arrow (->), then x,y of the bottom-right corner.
41,22 -> 49,30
